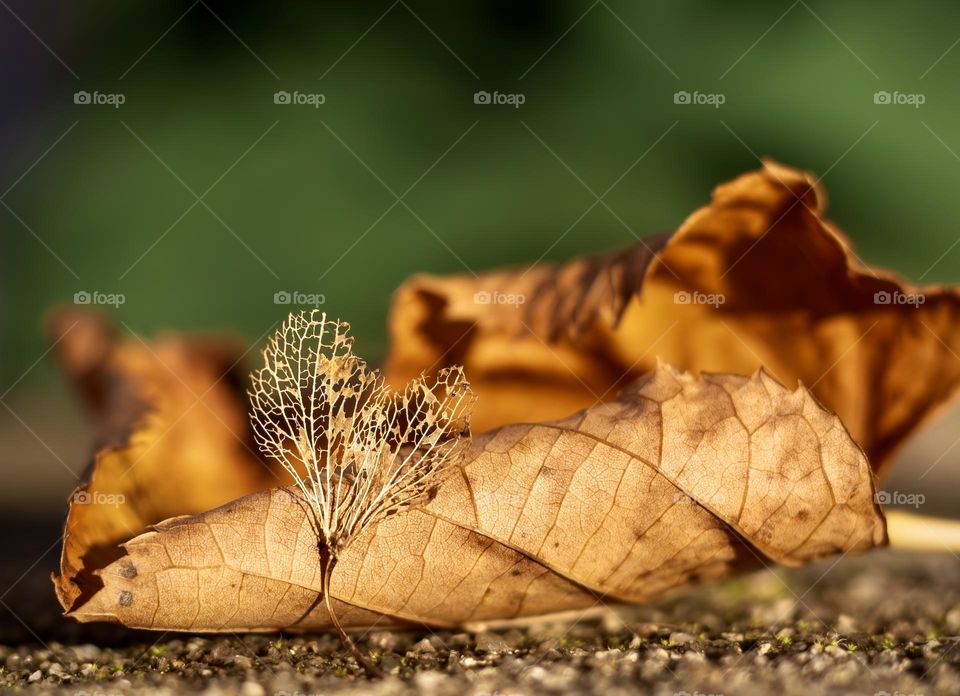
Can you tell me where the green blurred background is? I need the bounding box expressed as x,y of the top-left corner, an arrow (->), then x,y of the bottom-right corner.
2,0 -> 960,518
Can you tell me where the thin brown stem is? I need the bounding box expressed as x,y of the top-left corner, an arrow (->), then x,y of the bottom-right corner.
321,550 -> 382,677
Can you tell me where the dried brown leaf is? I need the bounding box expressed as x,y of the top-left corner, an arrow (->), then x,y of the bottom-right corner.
49,309 -> 281,613
64,364 -> 884,631
383,161 -> 960,475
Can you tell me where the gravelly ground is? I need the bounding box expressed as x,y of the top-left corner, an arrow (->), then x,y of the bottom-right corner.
2,549 -> 959,695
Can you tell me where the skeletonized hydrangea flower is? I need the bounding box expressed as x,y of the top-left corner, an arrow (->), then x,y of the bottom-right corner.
248,310 -> 474,673
249,310 -> 475,552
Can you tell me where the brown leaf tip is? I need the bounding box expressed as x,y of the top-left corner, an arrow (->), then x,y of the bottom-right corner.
625,361 -> 886,557
249,310 -> 476,557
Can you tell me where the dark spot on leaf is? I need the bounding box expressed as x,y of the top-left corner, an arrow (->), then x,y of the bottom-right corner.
118,591 -> 134,607
510,568 -> 522,577
118,561 -> 138,579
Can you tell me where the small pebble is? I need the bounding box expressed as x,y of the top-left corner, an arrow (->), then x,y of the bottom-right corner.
241,681 -> 265,696
410,637 -> 436,654
836,614 -> 858,633
475,633 -> 510,653
945,607 -> 960,633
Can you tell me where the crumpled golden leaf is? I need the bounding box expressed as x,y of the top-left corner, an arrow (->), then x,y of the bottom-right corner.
49,309 -> 281,613
63,365 -> 884,631
383,161 -> 960,476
